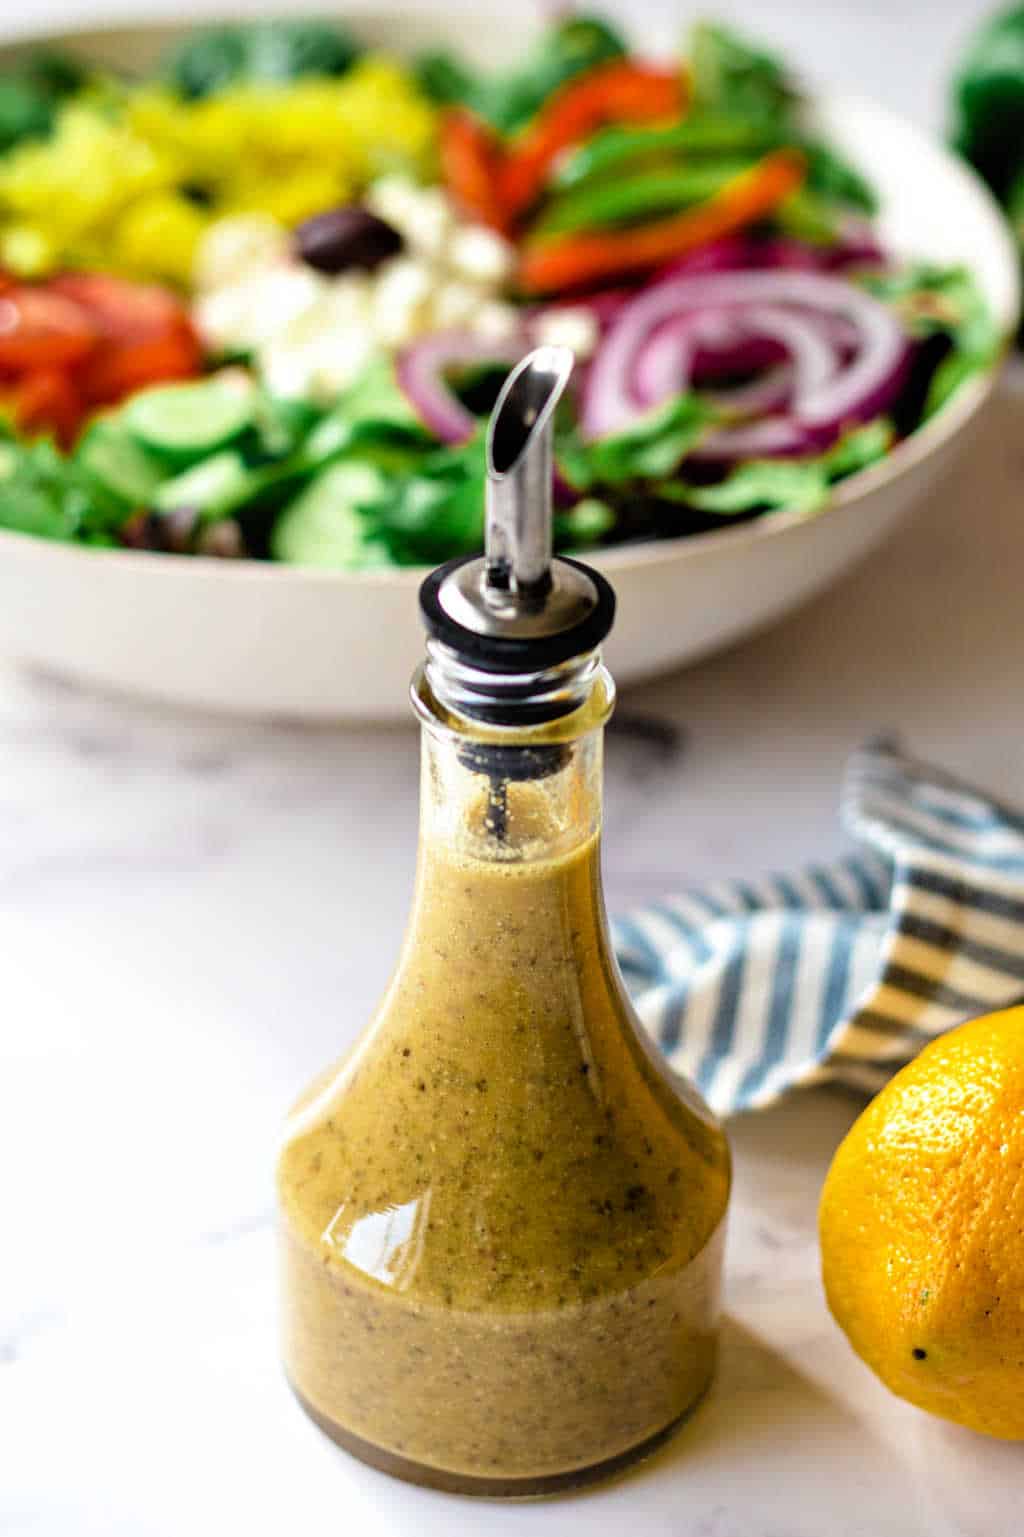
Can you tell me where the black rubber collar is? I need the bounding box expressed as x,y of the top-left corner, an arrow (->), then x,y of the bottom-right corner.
419,556 -> 616,674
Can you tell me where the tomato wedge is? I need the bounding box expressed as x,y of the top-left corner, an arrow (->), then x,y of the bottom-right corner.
79,329 -> 203,407
49,272 -> 192,343
0,288 -> 97,374
13,369 -> 85,448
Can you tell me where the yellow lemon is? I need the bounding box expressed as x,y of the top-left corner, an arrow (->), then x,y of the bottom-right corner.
820,1004 -> 1024,1438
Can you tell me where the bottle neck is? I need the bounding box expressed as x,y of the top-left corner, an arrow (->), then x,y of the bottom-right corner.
423,636 -> 605,727
410,660 -> 615,870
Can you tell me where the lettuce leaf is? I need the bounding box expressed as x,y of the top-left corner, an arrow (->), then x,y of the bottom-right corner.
558,394 -> 715,490
671,418 -> 894,517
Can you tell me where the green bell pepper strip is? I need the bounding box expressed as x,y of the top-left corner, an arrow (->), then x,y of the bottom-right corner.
553,114 -> 784,191
535,159 -> 759,236
553,114 -> 875,218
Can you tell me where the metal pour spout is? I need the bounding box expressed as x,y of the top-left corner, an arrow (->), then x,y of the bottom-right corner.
484,345 -> 575,599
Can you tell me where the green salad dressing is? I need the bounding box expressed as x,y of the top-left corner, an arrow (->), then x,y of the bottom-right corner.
278,724 -> 730,1492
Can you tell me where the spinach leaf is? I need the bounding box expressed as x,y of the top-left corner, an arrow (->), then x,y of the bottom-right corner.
361,435 -> 487,564
0,49 -> 88,153
163,20 -> 360,100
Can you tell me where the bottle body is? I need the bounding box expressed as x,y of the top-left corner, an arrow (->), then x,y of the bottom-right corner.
277,677 -> 730,1492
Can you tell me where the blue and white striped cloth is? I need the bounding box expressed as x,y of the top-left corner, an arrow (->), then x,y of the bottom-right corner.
614,738 -> 1024,1116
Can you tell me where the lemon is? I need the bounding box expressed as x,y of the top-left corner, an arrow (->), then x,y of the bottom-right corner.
820,1004 -> 1024,1439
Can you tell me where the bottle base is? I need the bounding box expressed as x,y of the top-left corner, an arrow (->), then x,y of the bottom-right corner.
288,1378 -> 702,1498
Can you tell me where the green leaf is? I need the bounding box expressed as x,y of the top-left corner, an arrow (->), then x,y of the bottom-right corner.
923,352 -> 983,420
559,394 -> 715,489
0,437 -> 95,542
302,355 -> 433,469
162,19 -> 360,99
360,435 -> 487,564
554,497 -> 615,549
682,458 -> 829,516
798,140 -> 877,214
860,264 -> 998,360
689,21 -> 795,122
825,418 -> 894,479
673,418 -> 894,517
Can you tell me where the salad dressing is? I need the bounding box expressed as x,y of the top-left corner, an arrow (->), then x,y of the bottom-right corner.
279,772 -> 729,1490
276,348 -> 730,1493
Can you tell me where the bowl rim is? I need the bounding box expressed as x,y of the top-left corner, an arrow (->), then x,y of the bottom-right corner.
0,12 -> 1015,589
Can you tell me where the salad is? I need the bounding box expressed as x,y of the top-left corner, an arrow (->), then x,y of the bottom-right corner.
0,15 -> 999,565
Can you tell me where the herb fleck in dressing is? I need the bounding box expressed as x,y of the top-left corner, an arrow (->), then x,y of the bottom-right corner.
277,784 -> 730,1491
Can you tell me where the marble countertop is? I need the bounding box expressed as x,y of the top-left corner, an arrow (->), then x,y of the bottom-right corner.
2,3 -> 1023,1533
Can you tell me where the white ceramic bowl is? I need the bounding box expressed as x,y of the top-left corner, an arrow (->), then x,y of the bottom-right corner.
0,11 -> 1017,719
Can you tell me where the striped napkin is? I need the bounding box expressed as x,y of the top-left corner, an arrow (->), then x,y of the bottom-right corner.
614,738 -> 1024,1117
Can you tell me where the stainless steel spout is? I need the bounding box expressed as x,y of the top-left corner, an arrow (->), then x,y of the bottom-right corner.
484,345 -> 574,598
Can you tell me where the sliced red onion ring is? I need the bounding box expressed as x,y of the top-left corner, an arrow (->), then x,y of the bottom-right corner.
582,268 -> 909,460
633,305 -> 836,416
705,364 -> 795,418
396,331 -> 528,444
630,308 -> 788,405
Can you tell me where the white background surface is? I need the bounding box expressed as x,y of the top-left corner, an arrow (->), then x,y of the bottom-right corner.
2,3 -> 1023,1535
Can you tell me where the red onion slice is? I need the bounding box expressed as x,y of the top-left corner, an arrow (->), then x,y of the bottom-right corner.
633,304 -> 836,416
705,363 -> 795,418
582,268 -> 909,460
396,331 -> 528,444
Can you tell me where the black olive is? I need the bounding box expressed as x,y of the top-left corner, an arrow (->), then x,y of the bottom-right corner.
121,506 -> 200,554
196,520 -> 245,559
294,204 -> 403,275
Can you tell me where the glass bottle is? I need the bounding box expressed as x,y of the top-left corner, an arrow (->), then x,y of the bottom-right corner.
276,348 -> 731,1496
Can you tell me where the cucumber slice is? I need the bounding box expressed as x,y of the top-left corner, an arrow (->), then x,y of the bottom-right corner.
154,451 -> 253,516
123,379 -> 255,460
272,461 -> 393,568
76,419 -> 167,508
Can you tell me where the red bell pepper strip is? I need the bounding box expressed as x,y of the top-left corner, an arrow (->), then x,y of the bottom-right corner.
439,110 -> 511,233
500,61 -> 687,221
519,148 -> 806,294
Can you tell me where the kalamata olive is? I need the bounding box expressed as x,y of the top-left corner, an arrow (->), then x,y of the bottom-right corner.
196,520 -> 245,558
294,205 -> 403,274
121,506 -> 200,554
